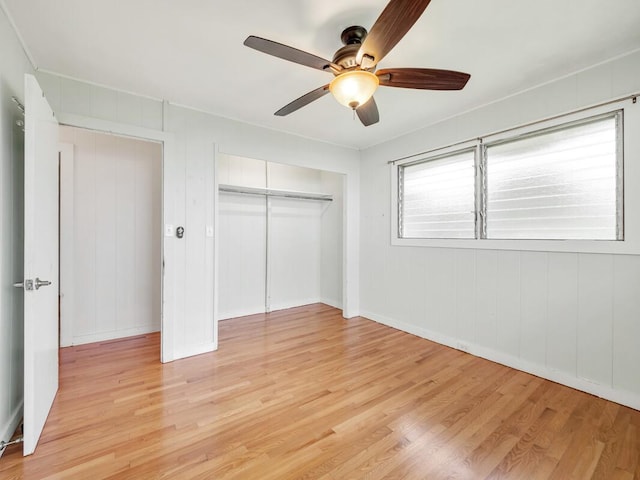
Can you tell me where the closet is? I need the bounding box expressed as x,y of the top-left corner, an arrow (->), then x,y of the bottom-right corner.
217,154 -> 343,319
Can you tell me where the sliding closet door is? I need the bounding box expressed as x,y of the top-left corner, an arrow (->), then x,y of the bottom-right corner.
268,197 -> 322,311
218,193 -> 266,319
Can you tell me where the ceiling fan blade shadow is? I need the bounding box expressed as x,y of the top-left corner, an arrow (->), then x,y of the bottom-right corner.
356,0 -> 432,68
275,85 -> 331,116
356,97 -> 380,126
244,36 -> 334,72
377,68 -> 470,90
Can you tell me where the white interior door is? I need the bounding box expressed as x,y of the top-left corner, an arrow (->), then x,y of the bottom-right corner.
21,74 -> 60,455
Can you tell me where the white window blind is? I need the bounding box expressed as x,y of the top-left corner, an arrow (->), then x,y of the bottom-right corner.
485,114 -> 621,240
400,149 -> 476,239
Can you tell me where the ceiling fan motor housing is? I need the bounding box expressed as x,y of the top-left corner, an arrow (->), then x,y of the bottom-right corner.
332,26 -> 371,72
332,44 -> 360,69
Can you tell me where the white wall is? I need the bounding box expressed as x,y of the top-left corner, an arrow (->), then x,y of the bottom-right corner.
59,126 -> 162,345
217,154 -> 343,319
359,49 -> 640,410
0,4 -> 33,449
320,171 -> 344,308
35,71 -> 360,361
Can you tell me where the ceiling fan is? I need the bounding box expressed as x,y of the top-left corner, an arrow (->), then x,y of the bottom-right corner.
243,0 -> 471,127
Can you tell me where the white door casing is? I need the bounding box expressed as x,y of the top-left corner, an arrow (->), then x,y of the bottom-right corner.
22,74 -> 59,455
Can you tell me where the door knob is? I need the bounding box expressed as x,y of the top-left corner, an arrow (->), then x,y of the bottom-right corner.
34,278 -> 51,290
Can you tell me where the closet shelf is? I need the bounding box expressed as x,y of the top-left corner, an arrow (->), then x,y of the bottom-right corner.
218,184 -> 333,202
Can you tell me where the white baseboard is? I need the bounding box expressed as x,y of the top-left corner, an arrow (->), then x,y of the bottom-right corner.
268,298 -> 322,313
320,297 -> 343,310
219,299 -> 336,321
360,310 -> 640,412
218,306 -> 266,321
173,342 -> 217,361
0,402 -> 23,458
70,326 -> 160,346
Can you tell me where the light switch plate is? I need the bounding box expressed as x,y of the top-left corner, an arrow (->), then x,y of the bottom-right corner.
165,224 -> 174,236
206,226 -> 214,237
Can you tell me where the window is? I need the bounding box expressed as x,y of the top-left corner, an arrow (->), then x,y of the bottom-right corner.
485,114 -> 622,240
395,109 -> 624,246
400,149 -> 475,239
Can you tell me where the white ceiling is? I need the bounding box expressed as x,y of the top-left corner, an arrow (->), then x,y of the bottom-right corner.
5,0 -> 640,149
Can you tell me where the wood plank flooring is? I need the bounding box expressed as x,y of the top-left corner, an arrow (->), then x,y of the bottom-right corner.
2,303 -> 639,479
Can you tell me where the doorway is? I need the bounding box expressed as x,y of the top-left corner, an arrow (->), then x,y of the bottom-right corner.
58,126 -> 162,348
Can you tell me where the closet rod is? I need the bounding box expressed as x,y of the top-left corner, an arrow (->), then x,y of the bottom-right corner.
218,184 -> 333,202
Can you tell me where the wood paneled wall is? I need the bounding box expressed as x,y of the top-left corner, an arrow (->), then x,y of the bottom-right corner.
36,70 -> 361,360
359,50 -> 640,409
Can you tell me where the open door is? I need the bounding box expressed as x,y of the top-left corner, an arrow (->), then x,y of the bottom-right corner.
19,74 -> 60,455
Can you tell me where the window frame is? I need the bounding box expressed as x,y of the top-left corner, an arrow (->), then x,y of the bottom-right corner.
390,99 -> 639,255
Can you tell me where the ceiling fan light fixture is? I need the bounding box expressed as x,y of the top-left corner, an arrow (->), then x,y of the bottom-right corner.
329,70 -> 379,109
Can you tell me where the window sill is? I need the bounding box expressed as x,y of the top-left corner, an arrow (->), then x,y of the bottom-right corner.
391,236 -> 639,255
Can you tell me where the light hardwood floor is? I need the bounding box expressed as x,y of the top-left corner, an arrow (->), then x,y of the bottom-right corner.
2,304 -> 639,479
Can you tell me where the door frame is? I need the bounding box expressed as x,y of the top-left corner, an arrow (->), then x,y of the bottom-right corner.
56,112 -> 175,362
59,142 -> 74,347
58,132 -> 164,348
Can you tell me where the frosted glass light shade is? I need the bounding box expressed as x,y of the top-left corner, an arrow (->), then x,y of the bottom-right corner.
329,70 -> 379,109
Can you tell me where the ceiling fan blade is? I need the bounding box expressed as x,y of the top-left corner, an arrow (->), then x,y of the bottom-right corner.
356,0 -> 432,69
274,85 -> 331,116
244,36 -> 335,72
356,97 -> 380,126
377,68 -> 471,90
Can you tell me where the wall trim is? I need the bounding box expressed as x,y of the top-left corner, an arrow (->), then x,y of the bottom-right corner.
38,68 -> 163,102
269,299 -> 323,313
320,297 -> 343,311
218,307 -> 266,321
56,113 -> 170,144
58,142 -> 74,347
173,342 -> 217,362
361,310 -> 640,412
70,327 -> 161,347
219,300 -> 342,321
